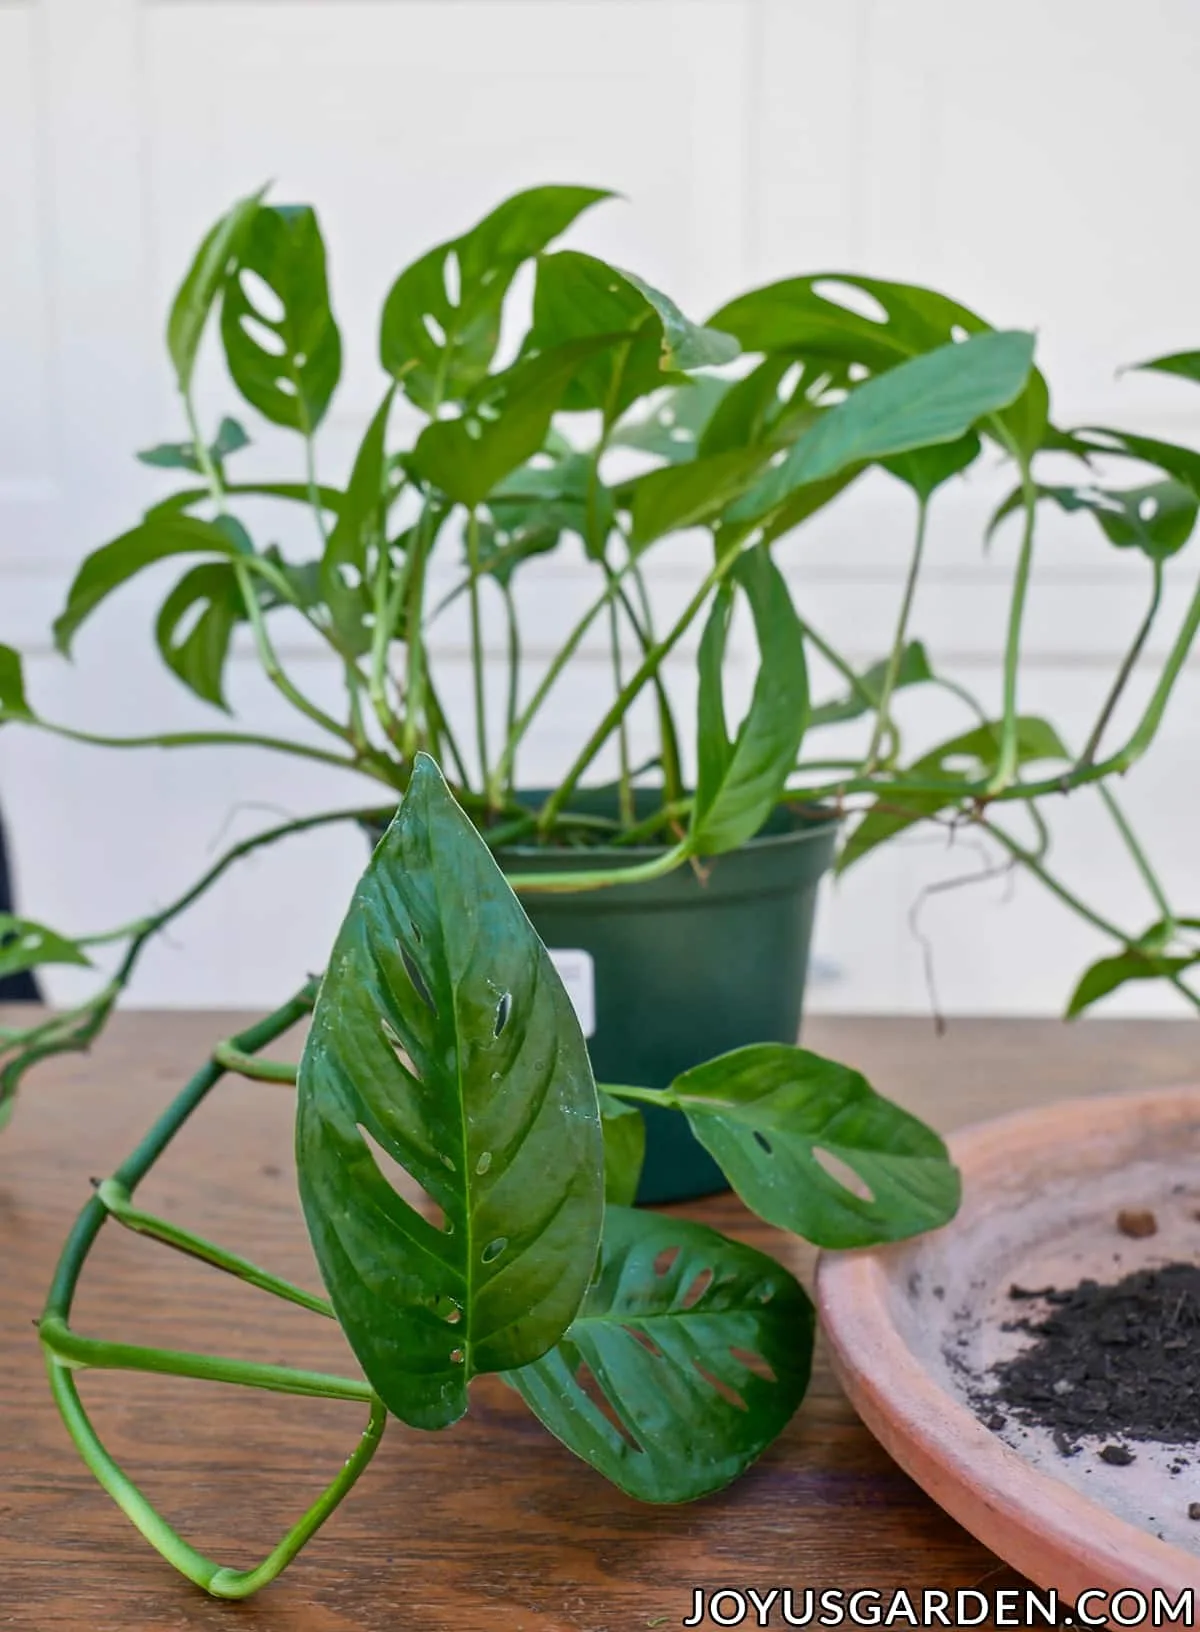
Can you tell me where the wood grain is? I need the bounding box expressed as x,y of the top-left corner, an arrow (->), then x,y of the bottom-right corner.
1,1010 -> 1195,1631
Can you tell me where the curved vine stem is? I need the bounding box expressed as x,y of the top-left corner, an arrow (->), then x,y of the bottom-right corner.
39,985 -> 389,1599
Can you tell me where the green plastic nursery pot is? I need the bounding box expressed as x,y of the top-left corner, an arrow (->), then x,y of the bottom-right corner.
498,793 -> 838,1205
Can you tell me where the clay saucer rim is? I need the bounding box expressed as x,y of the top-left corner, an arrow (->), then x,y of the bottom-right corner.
816,1082 -> 1200,1602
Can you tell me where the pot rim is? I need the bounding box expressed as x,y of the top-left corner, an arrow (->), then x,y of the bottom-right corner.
496,799 -> 840,862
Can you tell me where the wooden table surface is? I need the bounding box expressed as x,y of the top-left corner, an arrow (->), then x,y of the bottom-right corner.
1,1009 -> 1196,1631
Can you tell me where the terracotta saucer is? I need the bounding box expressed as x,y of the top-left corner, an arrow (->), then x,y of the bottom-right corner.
816,1084 -> 1200,1607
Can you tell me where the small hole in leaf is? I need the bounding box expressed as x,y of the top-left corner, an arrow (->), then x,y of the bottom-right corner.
753,1130 -> 773,1155
950,323 -> 970,343
434,1294 -> 462,1323
813,1146 -> 876,1202
681,1267 -> 713,1309
811,278 -> 888,325
653,1246 -> 680,1277
379,1015 -> 421,1079
494,991 -> 512,1037
450,1347 -> 464,1365
1139,495 -> 1159,521
692,1361 -> 747,1411
529,452 -> 555,471
669,426 -> 693,443
356,1122 -> 446,1230
777,361 -> 804,402
423,312 -> 447,347
574,1361 -> 642,1450
475,1150 -> 493,1176
729,1346 -> 776,1382
294,350 -> 308,368
623,1325 -> 664,1358
399,945 -> 437,1015
848,362 -> 869,382
443,249 -> 462,308
822,387 -> 848,405
481,1237 -> 507,1264
275,377 -> 298,397
239,312 -> 286,357
239,269 -> 285,324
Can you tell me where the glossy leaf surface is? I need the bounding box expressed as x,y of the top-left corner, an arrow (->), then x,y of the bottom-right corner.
220,204 -> 342,430
508,1205 -> 813,1501
690,547 -> 809,856
296,755 -> 604,1430
670,1044 -> 961,1248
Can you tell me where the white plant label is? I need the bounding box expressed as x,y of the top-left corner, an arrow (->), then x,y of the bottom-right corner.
547,947 -> 596,1038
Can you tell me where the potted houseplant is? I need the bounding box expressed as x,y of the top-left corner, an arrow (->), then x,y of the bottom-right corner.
1,181 -> 1197,1155
3,179 -> 1198,1601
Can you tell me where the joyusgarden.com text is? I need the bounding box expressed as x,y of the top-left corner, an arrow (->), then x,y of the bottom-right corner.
681,1587 -> 1196,1626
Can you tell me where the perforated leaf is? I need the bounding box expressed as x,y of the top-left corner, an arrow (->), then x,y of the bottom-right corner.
154,561 -> 245,709
508,1206 -> 813,1501
668,1044 -> 960,1248
167,188 -> 266,393
296,754 -> 604,1431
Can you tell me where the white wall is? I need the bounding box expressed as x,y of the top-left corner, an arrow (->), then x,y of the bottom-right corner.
2,0 -> 1199,1016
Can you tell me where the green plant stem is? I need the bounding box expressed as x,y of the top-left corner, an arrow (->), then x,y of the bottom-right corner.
1098,783 -> 1175,932
1107,572 -> 1200,771
500,581 -> 521,800
40,987 -> 389,1599
465,509 -> 492,803
95,1177 -> 329,1315
866,498 -> 929,768
235,560 -> 352,745
15,715 -> 385,781
538,538 -> 748,836
987,451 -> 1038,793
507,839 -> 691,895
628,555 -> 683,805
212,1042 -> 299,1082
401,505 -> 440,762
1077,561 -> 1163,768
606,591 -> 634,827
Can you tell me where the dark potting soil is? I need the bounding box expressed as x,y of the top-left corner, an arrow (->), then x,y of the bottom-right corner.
988,1261 -> 1200,1452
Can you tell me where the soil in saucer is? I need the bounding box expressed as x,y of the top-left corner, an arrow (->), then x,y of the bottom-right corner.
987,1261 -> 1200,1455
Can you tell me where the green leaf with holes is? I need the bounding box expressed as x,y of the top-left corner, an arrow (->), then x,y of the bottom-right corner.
666,1044 -> 960,1249
0,645 -> 32,721
728,331 -> 1036,524
689,546 -> 809,856
296,753 -> 604,1431
167,187 -> 267,394
988,478 -> 1198,562
380,185 -> 611,412
507,1205 -> 813,1502
611,377 -> 733,465
53,514 -> 249,656
598,1092 -> 645,1206
628,448 -> 767,549
0,914 -> 91,980
220,204 -> 342,431
479,450 -> 612,579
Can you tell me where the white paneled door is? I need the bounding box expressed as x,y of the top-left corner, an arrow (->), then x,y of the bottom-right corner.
2,0 -> 1199,1015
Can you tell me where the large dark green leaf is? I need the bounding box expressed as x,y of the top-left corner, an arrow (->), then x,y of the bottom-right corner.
667,1045 -> 961,1248
598,1091 -> 645,1206
529,252 -> 735,420
53,514 -> 248,655
0,915 -> 91,981
380,185 -> 610,412
220,204 -> 342,431
988,478 -> 1198,562
508,1205 -> 813,1501
167,188 -> 267,394
0,645 -> 32,720
689,547 -> 809,856
410,339 -> 615,509
628,448 -> 766,549
154,561 -> 246,709
729,332 -> 1036,524
808,641 -> 934,729
837,716 -> 1068,873
296,754 -> 604,1431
